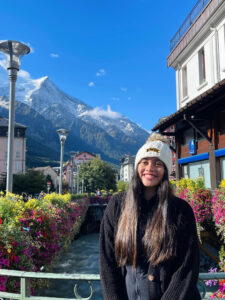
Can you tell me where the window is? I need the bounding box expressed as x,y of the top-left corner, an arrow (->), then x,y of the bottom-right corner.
182,65 -> 188,98
16,162 -> 21,171
16,151 -> 20,159
198,48 -> 206,85
189,160 -> 211,188
16,140 -> 21,148
16,130 -> 20,137
183,165 -> 189,178
221,157 -> 225,180
182,128 -> 194,146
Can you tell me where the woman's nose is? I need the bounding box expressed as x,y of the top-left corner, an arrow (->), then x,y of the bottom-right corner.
145,161 -> 154,170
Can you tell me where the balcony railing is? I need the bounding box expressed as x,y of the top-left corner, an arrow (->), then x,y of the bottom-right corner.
0,269 -> 225,299
170,0 -> 211,52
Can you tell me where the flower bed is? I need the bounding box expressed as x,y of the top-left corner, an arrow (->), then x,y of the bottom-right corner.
89,195 -> 111,205
0,192 -> 89,293
71,192 -> 112,205
173,178 -> 225,298
174,178 -> 213,224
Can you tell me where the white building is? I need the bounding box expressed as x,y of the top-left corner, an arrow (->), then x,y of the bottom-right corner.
153,0 -> 225,188
0,116 -> 26,180
120,155 -> 135,182
169,0 -> 225,108
33,166 -> 59,190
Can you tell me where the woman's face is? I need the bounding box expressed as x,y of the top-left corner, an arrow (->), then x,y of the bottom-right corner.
138,157 -> 165,190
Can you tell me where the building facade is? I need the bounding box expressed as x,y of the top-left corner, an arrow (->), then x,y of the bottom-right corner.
0,117 -> 26,180
33,166 -> 59,190
64,151 -> 99,192
153,0 -> 225,189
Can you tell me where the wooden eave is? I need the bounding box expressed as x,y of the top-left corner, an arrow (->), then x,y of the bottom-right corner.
152,78 -> 225,132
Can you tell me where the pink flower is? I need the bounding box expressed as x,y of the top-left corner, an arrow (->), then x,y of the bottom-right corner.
3,259 -> 9,267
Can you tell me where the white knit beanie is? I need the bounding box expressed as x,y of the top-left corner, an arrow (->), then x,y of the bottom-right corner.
135,137 -> 172,175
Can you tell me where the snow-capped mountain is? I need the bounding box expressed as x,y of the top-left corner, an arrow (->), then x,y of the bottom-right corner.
0,66 -> 149,166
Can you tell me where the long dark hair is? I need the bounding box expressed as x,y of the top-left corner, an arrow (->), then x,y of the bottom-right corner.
115,167 -> 177,267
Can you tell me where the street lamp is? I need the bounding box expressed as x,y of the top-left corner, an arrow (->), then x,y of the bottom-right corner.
0,40 -> 30,192
57,128 -> 69,194
76,160 -> 80,194
82,179 -> 84,193
69,151 -> 76,194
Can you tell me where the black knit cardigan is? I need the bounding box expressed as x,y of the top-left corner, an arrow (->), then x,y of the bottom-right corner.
99,192 -> 201,300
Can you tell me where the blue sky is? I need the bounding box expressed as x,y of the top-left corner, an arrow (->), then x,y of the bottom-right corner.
1,0 -> 198,132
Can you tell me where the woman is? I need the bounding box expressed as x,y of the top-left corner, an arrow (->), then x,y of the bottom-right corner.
99,133 -> 201,300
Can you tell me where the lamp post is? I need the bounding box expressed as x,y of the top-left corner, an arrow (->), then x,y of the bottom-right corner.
0,40 -> 30,192
82,179 -> 84,193
57,129 -> 69,194
76,161 -> 80,194
69,151 -> 76,194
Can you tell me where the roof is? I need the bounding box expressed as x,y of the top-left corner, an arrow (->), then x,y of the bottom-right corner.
34,166 -> 52,171
33,166 -> 58,174
76,151 -> 97,157
121,155 -> 135,165
0,116 -> 27,128
152,78 -> 225,132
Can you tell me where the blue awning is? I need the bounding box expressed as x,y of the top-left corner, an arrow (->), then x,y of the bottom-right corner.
178,152 -> 209,164
215,148 -> 225,157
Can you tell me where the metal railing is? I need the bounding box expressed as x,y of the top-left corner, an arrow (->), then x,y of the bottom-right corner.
0,269 -> 225,299
170,0 -> 211,52
0,269 -> 100,300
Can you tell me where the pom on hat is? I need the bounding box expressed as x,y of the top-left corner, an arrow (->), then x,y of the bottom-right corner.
135,133 -> 172,174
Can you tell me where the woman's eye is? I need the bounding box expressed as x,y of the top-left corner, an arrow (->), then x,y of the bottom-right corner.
155,161 -> 163,167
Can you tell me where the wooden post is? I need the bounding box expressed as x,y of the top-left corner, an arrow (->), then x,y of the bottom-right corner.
209,116 -> 220,189
175,134 -> 181,180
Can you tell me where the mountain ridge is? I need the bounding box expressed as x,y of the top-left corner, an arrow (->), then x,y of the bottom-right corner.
0,66 -> 149,167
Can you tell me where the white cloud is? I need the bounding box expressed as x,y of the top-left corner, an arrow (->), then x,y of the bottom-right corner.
120,87 -> 127,92
28,45 -> 35,53
88,81 -> 95,87
0,53 -> 7,69
50,53 -> 59,58
128,97 -> 132,101
96,68 -> 106,77
18,69 -> 32,80
112,97 -> 120,101
84,105 -> 121,119
0,53 -> 32,80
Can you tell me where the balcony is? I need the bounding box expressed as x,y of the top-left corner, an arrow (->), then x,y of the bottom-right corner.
168,0 -> 224,67
170,0 -> 211,52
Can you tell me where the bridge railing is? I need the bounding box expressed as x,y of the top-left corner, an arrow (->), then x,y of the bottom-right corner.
0,269 -> 225,299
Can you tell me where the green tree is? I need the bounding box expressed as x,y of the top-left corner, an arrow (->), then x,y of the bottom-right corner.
13,170 -> 46,195
117,180 -> 129,191
79,158 -> 117,192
